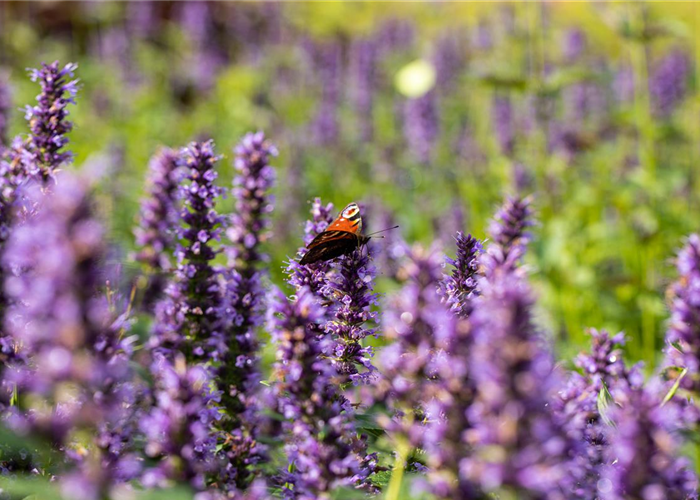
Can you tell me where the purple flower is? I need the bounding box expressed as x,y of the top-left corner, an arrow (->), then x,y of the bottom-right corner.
438,231 -> 482,318
140,354 -> 223,492
377,244 -> 447,447
134,148 -> 183,306
269,286 -> 376,498
492,94 -> 514,156
563,29 -> 587,63
152,141 -> 225,363
23,62 -> 79,183
556,330 -> 642,499
307,43 -> 342,146
650,50 -> 689,118
4,173 -> 137,497
604,386 -> 698,500
323,245 -> 379,386
403,91 -> 439,164
466,266 -> 572,497
220,131 -> 276,421
481,195 -> 533,277
349,39 -> 378,142
432,31 -> 466,92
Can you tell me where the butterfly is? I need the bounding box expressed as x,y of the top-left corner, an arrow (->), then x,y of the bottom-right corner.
299,202 -> 370,265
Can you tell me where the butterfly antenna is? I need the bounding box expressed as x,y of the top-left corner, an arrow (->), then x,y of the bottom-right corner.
366,225 -> 399,238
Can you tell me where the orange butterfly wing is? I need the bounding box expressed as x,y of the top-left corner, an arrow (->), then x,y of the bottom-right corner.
298,202 -> 368,265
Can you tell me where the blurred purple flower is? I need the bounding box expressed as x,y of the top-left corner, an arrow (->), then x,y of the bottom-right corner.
403,91 -> 439,164
563,29 -> 587,63
481,195 -> 533,277
24,62 -> 79,183
604,386 -> 697,499
349,39 -> 378,142
141,354 -> 223,492
466,265 -> 571,497
650,50 -> 690,118
4,173 -> 138,497
377,244 -> 447,447
432,31 -> 466,92
134,148 -> 183,306
308,43 -> 342,145
492,94 -> 514,156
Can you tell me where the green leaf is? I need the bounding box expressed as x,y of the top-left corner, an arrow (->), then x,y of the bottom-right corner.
597,382 -> 616,427
0,475 -> 63,500
661,367 -> 688,407
134,486 -> 195,500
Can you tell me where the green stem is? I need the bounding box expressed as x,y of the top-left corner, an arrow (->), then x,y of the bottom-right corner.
385,438 -> 411,500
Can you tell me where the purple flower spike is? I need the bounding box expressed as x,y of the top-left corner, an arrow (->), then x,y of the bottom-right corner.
605,386 -> 698,500
556,329 -> 642,499
141,354 -> 223,492
664,234 -> 700,388
438,231 -> 482,318
269,286 -> 376,498
350,39 -> 378,142
220,131 -> 276,411
24,61 -> 79,182
323,245 -> 380,386
492,94 -> 514,156
152,140 -> 224,363
467,267 -> 572,497
377,244 -> 447,446
4,173 -> 137,497
134,148 -> 183,306
403,91 -> 439,164
650,50 -> 689,118
481,195 -> 533,277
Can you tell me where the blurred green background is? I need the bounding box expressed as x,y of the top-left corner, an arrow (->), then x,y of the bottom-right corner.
1,1 -> 699,368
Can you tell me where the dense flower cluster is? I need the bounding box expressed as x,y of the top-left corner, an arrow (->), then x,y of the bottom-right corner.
324,247 -> 379,386
152,140 -> 225,363
269,287 -> 375,499
1,41 -> 700,500
438,231 -> 482,318
221,131 -> 277,419
23,61 -> 79,182
3,174 -> 137,499
650,49 -> 689,118
403,91 -> 439,164
134,147 -> 183,306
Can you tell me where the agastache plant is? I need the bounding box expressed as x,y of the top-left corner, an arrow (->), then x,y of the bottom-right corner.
323,245 -> 379,386
269,286 -> 376,499
650,50 -> 689,118
221,131 -> 276,416
3,173 -> 137,499
556,329 -> 642,499
482,195 -> 533,277
664,234 -> 700,397
403,90 -> 439,164
134,147 -> 182,307
438,231 -> 482,318
152,140 -> 225,363
377,244 -> 447,448
604,385 -> 698,500
24,61 -> 79,183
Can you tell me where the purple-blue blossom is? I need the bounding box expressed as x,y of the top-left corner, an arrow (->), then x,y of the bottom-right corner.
269,286 -> 376,498
438,231 -> 482,318
650,50 -> 689,118
24,61 -> 79,182
403,91 -> 439,164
